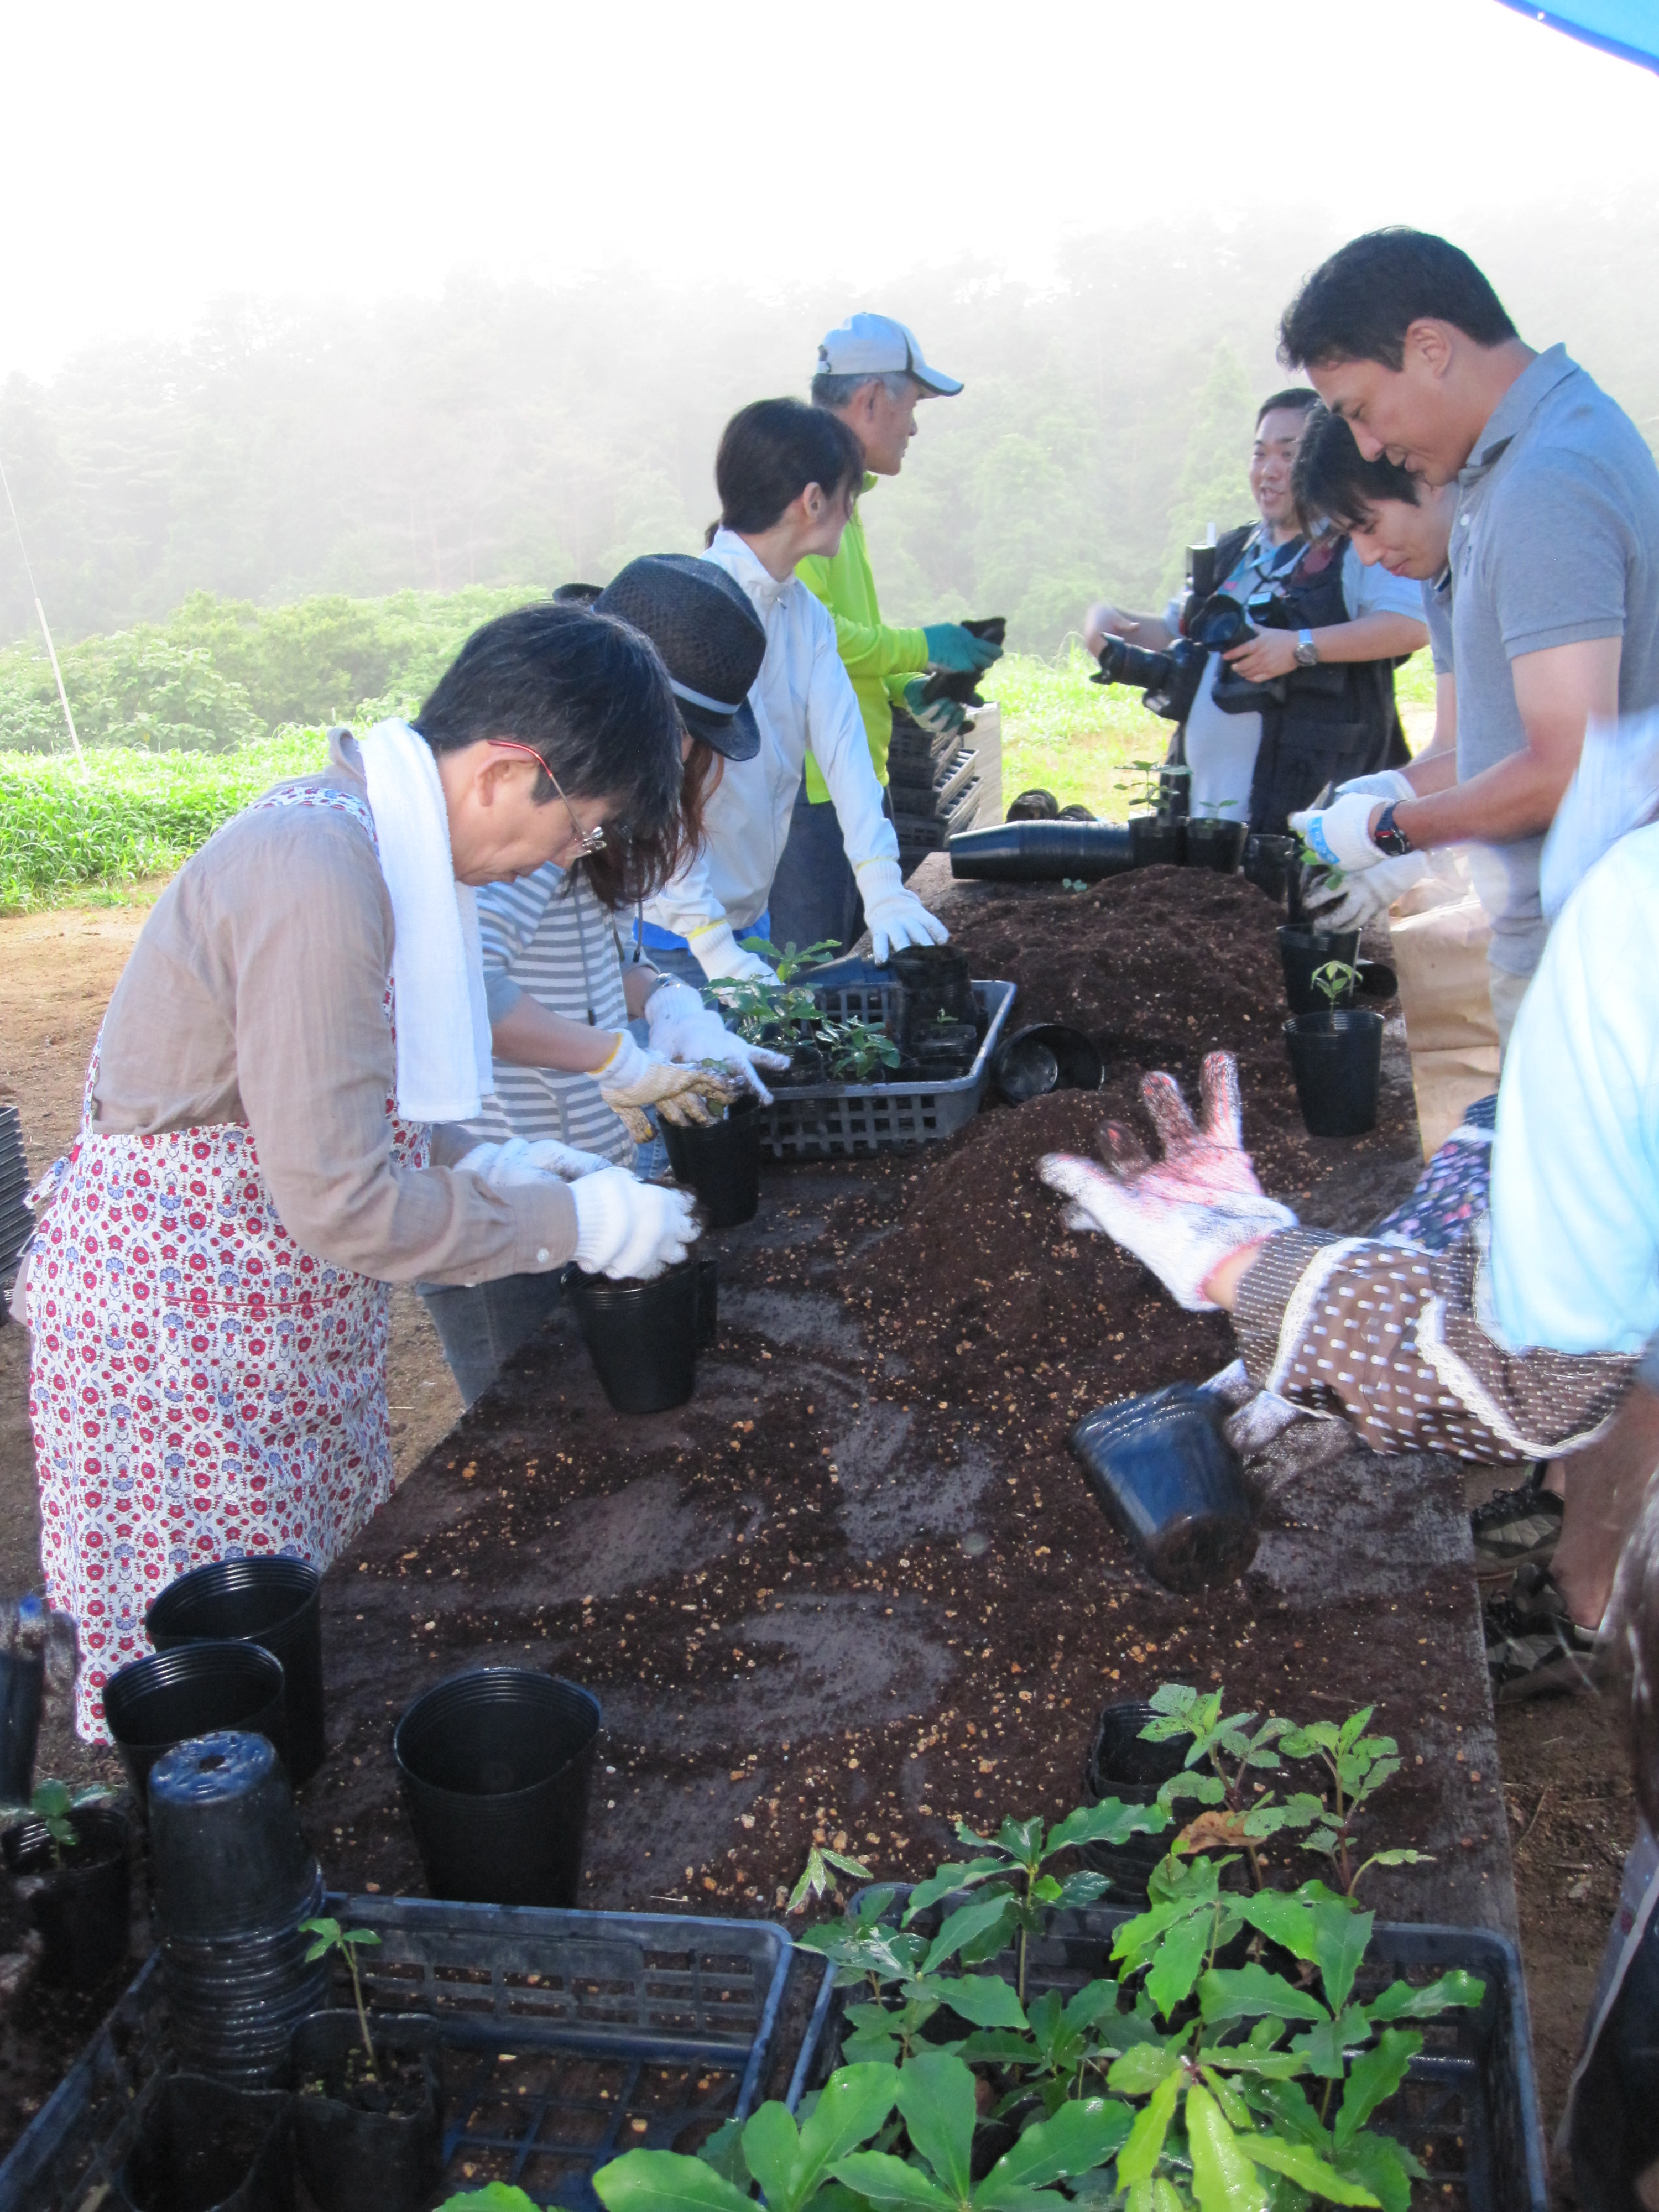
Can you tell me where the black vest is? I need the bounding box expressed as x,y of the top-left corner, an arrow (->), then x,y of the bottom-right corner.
1197,522 -> 1410,834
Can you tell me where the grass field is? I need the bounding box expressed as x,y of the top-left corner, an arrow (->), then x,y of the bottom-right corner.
0,646 -> 1438,911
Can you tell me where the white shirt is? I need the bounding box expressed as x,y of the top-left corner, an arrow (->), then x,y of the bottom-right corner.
643,530 -> 899,940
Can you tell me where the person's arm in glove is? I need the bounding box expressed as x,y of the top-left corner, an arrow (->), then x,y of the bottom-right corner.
853,856 -> 950,963
1292,770 -> 1430,928
456,1136 -> 613,1185
596,1031 -> 740,1143
922,623 -> 1003,675
1038,1053 -> 1296,1311
687,919 -> 778,985
570,1169 -> 698,1281
645,982 -> 789,1104
900,680 -> 969,739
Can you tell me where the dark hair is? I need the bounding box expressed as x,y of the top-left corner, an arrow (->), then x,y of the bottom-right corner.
713,398 -> 865,536
581,738 -> 724,910
414,603 -> 684,865
1292,404 -> 1422,532
1255,387 -> 1318,426
1279,228 -> 1519,371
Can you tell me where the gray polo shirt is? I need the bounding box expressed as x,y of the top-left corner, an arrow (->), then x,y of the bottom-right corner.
1450,342 -> 1659,974
1422,570 -> 1453,674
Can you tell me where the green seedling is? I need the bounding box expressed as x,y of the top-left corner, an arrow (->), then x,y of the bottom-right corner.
1,1779 -> 112,1870
1312,959 -> 1360,1011
1062,876 -> 1089,892
1197,799 -> 1239,817
1296,828 -> 1345,890
787,1839 -> 874,1915
302,1916 -> 384,2083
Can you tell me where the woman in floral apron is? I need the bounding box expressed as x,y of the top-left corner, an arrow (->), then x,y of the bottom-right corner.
21,606 -> 699,1740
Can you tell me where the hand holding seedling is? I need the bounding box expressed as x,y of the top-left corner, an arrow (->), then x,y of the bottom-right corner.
645,981 -> 790,1104
1040,1055 -> 1297,1311
1288,792 -> 1387,876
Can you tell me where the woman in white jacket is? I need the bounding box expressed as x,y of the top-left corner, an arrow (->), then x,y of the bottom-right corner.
643,399 -> 947,983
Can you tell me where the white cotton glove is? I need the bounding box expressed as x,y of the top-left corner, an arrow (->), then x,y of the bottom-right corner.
1038,1054 -> 1296,1312
854,857 -> 950,963
595,1030 -> 739,1141
688,918 -> 778,985
1335,768 -> 1417,807
1301,848 -> 1430,929
1288,791 -> 1387,876
645,982 -> 790,1105
570,1167 -> 699,1281
455,1138 -> 610,1189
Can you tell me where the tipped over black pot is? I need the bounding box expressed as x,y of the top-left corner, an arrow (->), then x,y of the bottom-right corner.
1070,1384 -> 1258,1593
147,1557 -> 325,1786
1284,1008 -> 1385,1137
994,1024 -> 1105,1105
394,1668 -> 599,1907
3,1803 -> 130,1987
291,2011 -> 443,2212
568,1254 -> 713,1413
949,820 -> 1135,883
662,1095 -> 761,1228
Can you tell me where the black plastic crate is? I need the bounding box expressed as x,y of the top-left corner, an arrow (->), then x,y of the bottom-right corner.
888,746 -> 978,813
0,1899 -> 792,2212
892,776 -> 982,854
789,1897 -> 1546,2212
754,966 -> 1014,1160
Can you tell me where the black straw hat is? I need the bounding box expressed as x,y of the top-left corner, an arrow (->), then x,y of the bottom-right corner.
594,555 -> 766,761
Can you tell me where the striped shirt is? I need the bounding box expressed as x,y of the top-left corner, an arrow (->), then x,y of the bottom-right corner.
463,865 -> 638,1166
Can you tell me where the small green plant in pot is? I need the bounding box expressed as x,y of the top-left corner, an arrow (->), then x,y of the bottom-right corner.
1285,961 -> 1384,1138
292,1917 -> 444,2212
1187,799 -> 1246,875
1,1778 -> 128,1987
717,939 -> 841,1086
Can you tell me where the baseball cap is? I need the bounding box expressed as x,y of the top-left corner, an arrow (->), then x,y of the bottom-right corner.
593,555 -> 766,763
815,313 -> 963,398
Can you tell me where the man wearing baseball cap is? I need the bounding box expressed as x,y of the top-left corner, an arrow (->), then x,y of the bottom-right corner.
766,312 -> 1003,957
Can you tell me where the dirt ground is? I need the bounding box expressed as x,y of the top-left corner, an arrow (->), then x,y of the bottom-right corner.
0,882 -> 1634,2193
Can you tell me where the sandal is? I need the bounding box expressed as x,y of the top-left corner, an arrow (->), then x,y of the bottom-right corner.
1470,1463 -> 1563,1576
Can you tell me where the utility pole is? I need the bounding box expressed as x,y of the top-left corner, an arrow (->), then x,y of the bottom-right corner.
0,451 -> 81,763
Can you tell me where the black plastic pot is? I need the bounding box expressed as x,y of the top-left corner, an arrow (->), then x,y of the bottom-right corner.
910,1021 -> 979,1079
394,1668 -> 600,1907
118,2075 -> 293,2212
994,1024 -> 1105,1106
1069,1384 -> 1258,1593
696,1254 -> 718,1347
149,1730 -> 321,1942
1243,833 -> 1297,909
1185,817 -> 1247,873
0,1647 -> 44,1803
146,1558 -> 325,1787
773,1042 -> 827,1088
568,1254 -> 711,1414
1129,813 -> 1185,868
889,944 -> 977,1035
1277,923 -> 1361,1016
662,1095 -> 760,1229
1005,789 -> 1059,821
948,820 -> 1135,883
103,1641 -> 287,1805
1078,1701 -> 1187,1899
291,2011 -> 443,2212
1284,1009 -> 1386,1138
2,1804 -> 129,1986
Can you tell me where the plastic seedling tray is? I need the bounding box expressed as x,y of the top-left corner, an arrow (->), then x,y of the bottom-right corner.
755,962 -> 1015,1160
0,1898 -> 792,2212
787,1892 -> 1546,2212
892,778 -> 983,853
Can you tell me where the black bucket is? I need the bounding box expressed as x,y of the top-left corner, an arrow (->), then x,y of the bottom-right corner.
948,820 -> 1135,884
1185,817 -> 1247,874
118,2074 -> 293,2212
1278,924 -> 1361,1016
291,2011 -> 444,2212
994,1024 -> 1105,1106
1079,1702 -> 1187,1899
2,1804 -> 130,1986
568,1255 -> 709,1414
394,1669 -> 600,1907
0,1648 -> 44,1803
1129,813 -> 1185,868
1070,1384 -> 1258,1593
103,1642 -> 287,1806
147,1558 -> 325,1787
1284,1009 -> 1385,1138
662,1096 -> 760,1229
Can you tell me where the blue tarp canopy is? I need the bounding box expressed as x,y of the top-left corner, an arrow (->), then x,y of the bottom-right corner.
1496,0 -> 1659,71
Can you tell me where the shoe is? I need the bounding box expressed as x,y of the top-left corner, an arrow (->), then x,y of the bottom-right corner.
1484,1567 -> 1598,1704
1470,1464 -> 1564,1575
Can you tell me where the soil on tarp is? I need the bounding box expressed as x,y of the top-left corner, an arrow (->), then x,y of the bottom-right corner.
298,863 -> 1494,1964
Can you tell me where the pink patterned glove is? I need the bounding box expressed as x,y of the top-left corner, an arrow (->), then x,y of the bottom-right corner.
1039,1054 -> 1296,1311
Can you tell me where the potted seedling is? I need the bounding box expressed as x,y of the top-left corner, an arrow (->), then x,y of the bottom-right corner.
1185,797 -> 1248,873
1,1777 -> 129,1987
1121,756 -> 1185,868
663,1092 -> 761,1228
1279,848 -> 1361,1015
291,1916 -> 444,2212
825,1018 -> 907,1085
1285,959 -> 1385,1136
720,940 -> 839,1088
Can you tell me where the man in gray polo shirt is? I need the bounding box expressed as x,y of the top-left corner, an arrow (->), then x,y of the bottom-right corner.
1278,228 -> 1659,1047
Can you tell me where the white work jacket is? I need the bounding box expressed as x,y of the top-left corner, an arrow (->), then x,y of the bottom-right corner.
643,530 -> 900,938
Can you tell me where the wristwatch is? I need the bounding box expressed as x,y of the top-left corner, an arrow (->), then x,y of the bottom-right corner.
1293,629 -> 1319,668
1371,802 -> 1414,857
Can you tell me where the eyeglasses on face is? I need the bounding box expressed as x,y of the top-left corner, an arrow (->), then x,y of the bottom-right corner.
488,741 -> 607,855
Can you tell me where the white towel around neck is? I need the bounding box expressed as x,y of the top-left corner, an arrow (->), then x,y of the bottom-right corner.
357,719 -> 494,1123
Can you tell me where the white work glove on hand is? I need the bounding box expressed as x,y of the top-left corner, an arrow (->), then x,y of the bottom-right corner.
596,1031 -> 738,1143
645,982 -> 790,1105
854,857 -> 949,964
688,917 -> 778,985
1288,791 -> 1387,876
1039,1053 -> 1297,1312
1335,768 -> 1417,807
456,1136 -> 612,1187
570,1167 -> 698,1281
1301,848 -> 1430,930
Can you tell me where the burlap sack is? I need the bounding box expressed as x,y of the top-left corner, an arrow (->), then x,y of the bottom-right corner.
1387,853 -> 1501,1157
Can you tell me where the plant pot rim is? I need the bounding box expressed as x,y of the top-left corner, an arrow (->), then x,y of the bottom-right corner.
148,1556 -> 319,1637
1283,1008 -> 1386,1037
568,1254 -> 702,1297
294,2005 -> 442,2099
3,1803 -> 127,1879
394,1670 -> 600,1805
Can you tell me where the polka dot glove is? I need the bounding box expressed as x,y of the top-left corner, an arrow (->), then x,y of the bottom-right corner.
1039,1053 -> 1297,1311
596,1031 -> 740,1142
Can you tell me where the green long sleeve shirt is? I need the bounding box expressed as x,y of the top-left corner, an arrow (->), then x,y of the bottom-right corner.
795,475 -> 929,801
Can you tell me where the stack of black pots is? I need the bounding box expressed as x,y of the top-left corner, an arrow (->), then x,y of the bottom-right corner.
148,1729 -> 328,2086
